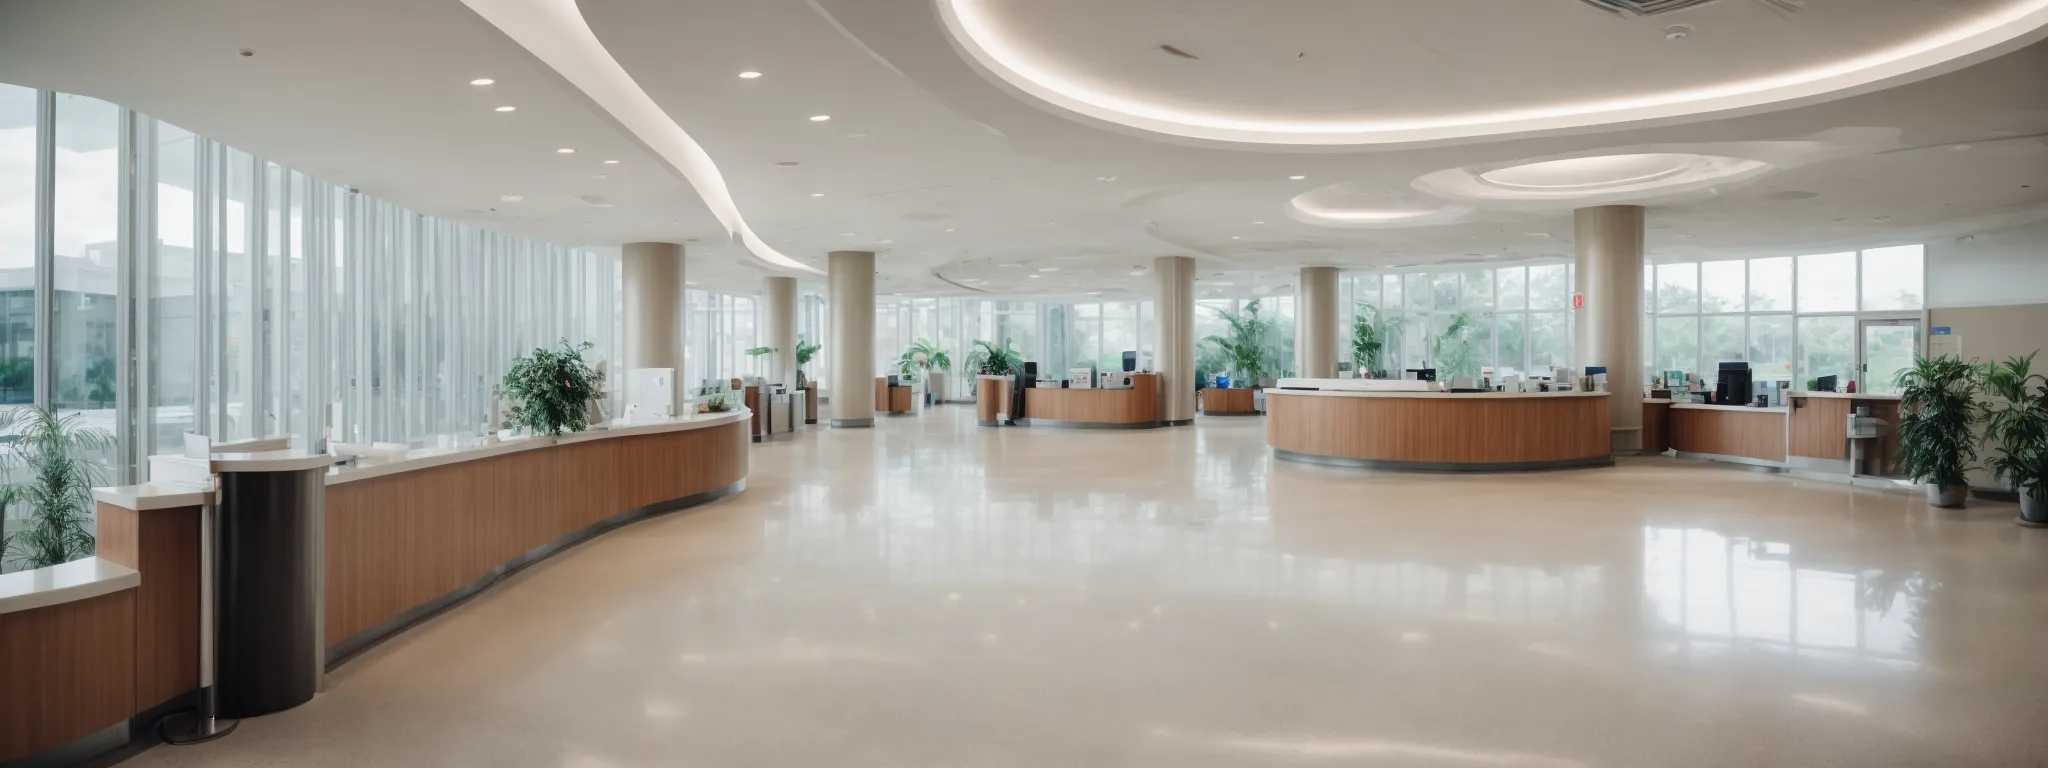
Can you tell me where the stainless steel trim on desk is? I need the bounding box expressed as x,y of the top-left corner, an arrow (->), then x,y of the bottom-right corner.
1273,449 -> 1613,473
324,480 -> 746,669
830,418 -> 874,428
1673,451 -> 1789,471
1015,418 -> 1164,430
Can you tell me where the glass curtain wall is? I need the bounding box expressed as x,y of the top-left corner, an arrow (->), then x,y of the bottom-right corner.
683,288 -> 762,392
0,81 -> 621,540
1337,264 -> 1574,380
1645,247 -> 1924,393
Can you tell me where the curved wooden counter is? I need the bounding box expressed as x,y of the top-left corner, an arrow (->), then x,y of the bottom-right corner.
1020,373 -> 1160,429
29,413 -> 751,766
1266,390 -> 1612,471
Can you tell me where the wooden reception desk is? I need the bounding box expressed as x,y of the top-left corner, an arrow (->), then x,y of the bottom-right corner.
1655,391 -> 1900,472
1266,389 -> 1612,471
1020,373 -> 1160,428
1200,387 -> 1259,415
3,411 -> 749,766
875,377 -> 913,415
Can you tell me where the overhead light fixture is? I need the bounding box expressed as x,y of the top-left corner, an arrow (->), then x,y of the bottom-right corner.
556,148 -> 576,154
1289,175 -> 1306,180
470,78 -> 496,86
1252,221 -> 1265,225
810,193 -> 824,197
685,281 -> 698,286
944,228 -> 956,232
494,106 -> 517,112
738,71 -> 762,79
1230,236 -> 1240,240
603,159 -> 620,164
500,194 -> 523,202
999,263 -> 1023,268
1038,267 -> 1059,272
809,115 -> 832,122
1029,274 -> 1042,279
840,232 -> 856,236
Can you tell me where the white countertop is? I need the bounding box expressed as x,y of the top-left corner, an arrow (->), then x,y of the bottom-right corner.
0,557 -> 140,615
1789,390 -> 1902,401
212,449 -> 335,473
326,409 -> 750,485
92,482 -> 213,510
1672,403 -> 1791,414
1266,388 -> 1609,400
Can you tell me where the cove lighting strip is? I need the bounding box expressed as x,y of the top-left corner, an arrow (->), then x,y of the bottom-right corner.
461,0 -> 820,274
940,0 -> 2048,146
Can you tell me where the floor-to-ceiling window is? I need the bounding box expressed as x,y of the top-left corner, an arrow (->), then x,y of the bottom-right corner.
1645,247 -> 1924,393
0,82 -> 620,573
1339,263 -> 1575,382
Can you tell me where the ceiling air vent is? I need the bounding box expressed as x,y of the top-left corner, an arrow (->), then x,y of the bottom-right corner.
1578,0 -> 1725,15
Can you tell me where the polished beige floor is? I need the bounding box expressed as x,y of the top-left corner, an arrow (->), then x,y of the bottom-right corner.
129,404 -> 2048,767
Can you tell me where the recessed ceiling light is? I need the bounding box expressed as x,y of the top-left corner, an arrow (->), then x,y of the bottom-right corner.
944,228 -> 955,232
810,193 -> 824,197
603,159 -> 620,165
738,71 -> 763,79
1029,274 -> 1042,279
556,148 -> 575,154
470,78 -> 495,86
685,281 -> 698,286
1229,236 -> 1240,240
1252,221 -> 1265,225
999,263 -> 1023,268
1038,267 -> 1059,272
840,232 -> 856,236
809,115 -> 832,122
494,106 -> 516,112
500,194 -> 523,202
1088,291 -> 1103,296
1289,175 -> 1306,180
1129,270 -> 1144,276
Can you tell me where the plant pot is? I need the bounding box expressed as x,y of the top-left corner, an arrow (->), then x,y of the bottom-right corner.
2019,490 -> 2048,528
1926,483 -> 1967,508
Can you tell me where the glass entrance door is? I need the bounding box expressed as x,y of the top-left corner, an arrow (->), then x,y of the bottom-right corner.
1860,319 -> 1921,395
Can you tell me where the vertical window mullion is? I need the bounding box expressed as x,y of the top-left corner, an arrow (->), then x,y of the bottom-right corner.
32,89 -> 55,411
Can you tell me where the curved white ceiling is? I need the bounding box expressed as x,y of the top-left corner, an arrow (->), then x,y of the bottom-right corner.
938,0 -> 2048,146
459,0 -> 820,274
1415,152 -> 1779,205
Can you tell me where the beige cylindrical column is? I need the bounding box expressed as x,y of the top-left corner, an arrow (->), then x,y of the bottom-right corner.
1153,256 -> 1196,425
1573,205 -> 1645,452
828,251 -> 876,427
1297,266 -> 1340,379
763,275 -> 798,393
622,242 -> 685,410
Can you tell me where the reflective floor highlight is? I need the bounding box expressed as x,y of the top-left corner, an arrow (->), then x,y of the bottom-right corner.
128,405 -> 2048,767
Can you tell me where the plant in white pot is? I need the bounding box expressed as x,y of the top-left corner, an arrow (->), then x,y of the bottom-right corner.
898,337 -> 951,407
1895,356 -> 1981,508
1979,352 -> 2048,525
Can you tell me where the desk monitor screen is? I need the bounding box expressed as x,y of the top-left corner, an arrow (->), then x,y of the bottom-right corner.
1816,374 -> 1838,392
1406,368 -> 1438,382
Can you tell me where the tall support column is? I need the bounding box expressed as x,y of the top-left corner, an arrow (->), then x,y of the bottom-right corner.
828,250 -> 876,427
622,242 -> 685,410
1297,266 -> 1340,379
1573,205 -> 1645,452
1153,256 -> 1195,425
763,275 -> 797,393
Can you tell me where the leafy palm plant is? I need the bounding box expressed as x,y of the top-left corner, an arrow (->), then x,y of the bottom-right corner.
1201,299 -> 1280,388
499,340 -> 606,436
897,337 -> 951,383
795,337 -> 822,389
1,406 -> 112,571
1978,352 -> 2048,510
966,339 -> 1023,378
1352,302 -> 1408,378
1895,356 -> 1981,501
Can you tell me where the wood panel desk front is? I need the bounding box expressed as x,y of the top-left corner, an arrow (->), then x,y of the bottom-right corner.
1020,373 -> 1160,428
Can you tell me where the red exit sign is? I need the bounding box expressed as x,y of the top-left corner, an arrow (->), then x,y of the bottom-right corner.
1571,292 -> 1584,309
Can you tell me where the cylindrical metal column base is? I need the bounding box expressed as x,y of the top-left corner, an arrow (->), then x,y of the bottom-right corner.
215,466 -> 325,719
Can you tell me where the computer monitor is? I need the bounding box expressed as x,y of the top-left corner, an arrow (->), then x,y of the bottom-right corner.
1122,351 -> 1137,372
1406,368 -> 1438,382
1816,374 -> 1838,392
1715,362 -> 1752,405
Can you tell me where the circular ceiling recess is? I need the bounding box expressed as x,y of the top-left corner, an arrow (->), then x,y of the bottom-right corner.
1290,183 -> 1472,229
1415,152 -> 1776,205
936,0 -> 2048,146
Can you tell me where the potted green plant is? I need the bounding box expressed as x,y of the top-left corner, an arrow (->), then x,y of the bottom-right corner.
1979,352 -> 2048,525
499,340 -> 607,437
795,337 -> 821,391
967,339 -> 1023,423
898,337 -> 951,406
1352,302 -> 1408,378
1,406 -> 112,572
1202,299 -> 1279,389
1895,356 -> 1981,508
967,339 -> 1023,378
